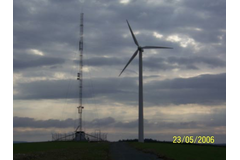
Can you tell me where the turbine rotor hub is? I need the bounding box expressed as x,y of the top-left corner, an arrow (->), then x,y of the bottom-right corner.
138,46 -> 143,52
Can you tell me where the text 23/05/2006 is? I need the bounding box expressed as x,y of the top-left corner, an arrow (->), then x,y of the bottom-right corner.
173,136 -> 215,144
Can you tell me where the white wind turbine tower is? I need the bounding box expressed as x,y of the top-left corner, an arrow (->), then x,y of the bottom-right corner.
119,20 -> 173,142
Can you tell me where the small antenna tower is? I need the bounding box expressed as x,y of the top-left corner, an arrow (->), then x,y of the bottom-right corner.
52,13 -> 108,142
76,13 -> 84,132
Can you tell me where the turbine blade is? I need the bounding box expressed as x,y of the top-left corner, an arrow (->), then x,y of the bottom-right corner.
126,20 -> 139,47
119,49 -> 139,77
142,46 -> 173,49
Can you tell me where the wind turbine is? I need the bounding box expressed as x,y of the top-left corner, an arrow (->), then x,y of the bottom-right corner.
119,20 -> 172,142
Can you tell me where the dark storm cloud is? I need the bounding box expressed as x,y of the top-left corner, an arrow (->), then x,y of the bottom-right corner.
14,73 -> 226,106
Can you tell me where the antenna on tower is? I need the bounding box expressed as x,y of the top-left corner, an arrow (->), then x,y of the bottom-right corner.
76,13 -> 84,134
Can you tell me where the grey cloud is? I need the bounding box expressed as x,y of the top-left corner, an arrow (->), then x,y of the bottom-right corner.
13,0 -> 226,143
144,73 -> 226,105
146,73 -> 225,90
13,117 -> 74,128
114,119 -> 198,129
115,120 -> 138,129
182,0 -> 226,17
13,0 -> 225,59
13,116 -> 115,129
14,73 -> 225,106
13,115 -> 225,130
167,56 -> 225,68
13,76 -> 137,101
75,57 -> 125,67
14,57 -> 65,70
14,79 -> 79,100
90,117 -> 115,127
78,55 -> 225,71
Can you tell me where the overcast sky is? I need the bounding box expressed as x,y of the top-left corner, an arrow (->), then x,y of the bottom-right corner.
13,0 -> 226,143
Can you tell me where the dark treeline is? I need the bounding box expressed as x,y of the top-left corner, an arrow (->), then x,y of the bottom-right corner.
118,139 -> 226,147
118,138 -> 172,143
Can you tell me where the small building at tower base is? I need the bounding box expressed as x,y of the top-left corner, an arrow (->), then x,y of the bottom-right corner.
75,131 -> 87,141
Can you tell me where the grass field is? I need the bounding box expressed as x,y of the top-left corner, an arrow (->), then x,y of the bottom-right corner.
13,141 -> 226,160
130,142 -> 226,160
14,141 -> 110,160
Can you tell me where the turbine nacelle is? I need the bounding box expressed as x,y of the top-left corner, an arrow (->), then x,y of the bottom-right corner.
138,47 -> 144,52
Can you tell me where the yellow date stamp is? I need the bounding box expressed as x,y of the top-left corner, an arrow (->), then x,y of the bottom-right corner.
173,136 -> 214,144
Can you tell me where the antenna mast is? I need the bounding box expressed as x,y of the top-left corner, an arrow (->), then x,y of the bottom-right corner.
76,13 -> 84,132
